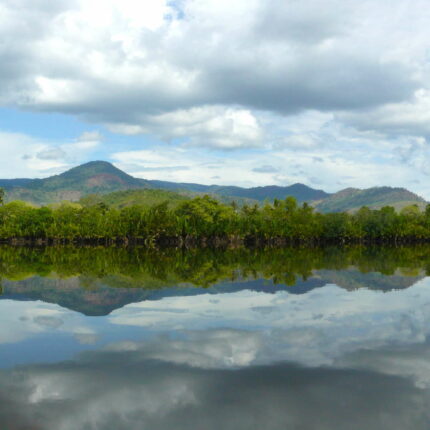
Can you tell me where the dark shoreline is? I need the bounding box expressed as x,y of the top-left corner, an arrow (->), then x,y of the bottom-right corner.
2,235 -> 430,247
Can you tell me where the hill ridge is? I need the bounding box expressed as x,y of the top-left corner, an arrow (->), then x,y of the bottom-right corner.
1,161 -> 330,205
0,160 -> 427,211
314,186 -> 426,213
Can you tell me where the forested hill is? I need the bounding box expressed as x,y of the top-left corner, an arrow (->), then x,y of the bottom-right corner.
150,180 -> 329,202
1,161 -> 330,205
314,187 -> 427,213
0,161 -> 427,210
4,161 -> 150,204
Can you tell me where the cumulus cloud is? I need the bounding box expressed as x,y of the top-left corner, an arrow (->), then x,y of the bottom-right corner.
108,106 -> 265,149
0,0 -> 425,140
1,0 -> 430,193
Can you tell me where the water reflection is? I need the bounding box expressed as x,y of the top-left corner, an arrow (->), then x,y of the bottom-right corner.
0,245 -> 427,315
1,245 -> 430,429
1,347 -> 430,429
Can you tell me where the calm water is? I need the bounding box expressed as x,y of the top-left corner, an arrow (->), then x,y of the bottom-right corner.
1,245 -> 430,429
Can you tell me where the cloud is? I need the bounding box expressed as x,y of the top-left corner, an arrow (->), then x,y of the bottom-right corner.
338,90 -> 430,137
110,132 -> 430,199
135,165 -> 190,172
2,0 -> 430,194
0,128 -> 103,178
252,165 -> 279,173
108,106 -> 265,149
36,147 -> 67,160
0,0 -> 424,141
275,134 -> 320,150
77,131 -> 102,143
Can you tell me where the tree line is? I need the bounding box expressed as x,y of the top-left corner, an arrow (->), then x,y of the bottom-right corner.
0,192 -> 430,243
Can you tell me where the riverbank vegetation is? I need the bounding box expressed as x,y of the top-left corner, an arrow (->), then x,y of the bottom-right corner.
0,194 -> 430,243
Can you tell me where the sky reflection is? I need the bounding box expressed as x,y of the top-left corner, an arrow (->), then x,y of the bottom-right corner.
2,267 -> 430,428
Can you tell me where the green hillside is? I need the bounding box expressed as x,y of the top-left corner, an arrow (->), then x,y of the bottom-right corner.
313,187 -> 426,213
0,161 -> 428,211
149,180 -> 329,202
5,161 -> 150,205
1,161 -> 329,205
80,189 -> 189,209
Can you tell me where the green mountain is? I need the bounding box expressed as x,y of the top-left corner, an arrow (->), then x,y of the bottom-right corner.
5,161 -> 150,204
314,187 -> 427,213
150,180 -> 329,202
0,161 -> 427,211
1,161 -> 330,205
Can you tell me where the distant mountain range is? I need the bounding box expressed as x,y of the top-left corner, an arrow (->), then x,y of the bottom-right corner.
0,160 -> 427,212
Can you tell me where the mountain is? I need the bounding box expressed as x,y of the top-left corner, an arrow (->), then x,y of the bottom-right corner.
314,187 -> 427,213
0,161 -> 427,210
1,161 -> 330,205
209,183 -> 329,202
0,178 -> 34,188
150,181 -> 330,203
4,161 -> 150,204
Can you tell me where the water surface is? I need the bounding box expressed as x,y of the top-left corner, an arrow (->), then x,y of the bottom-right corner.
1,245 -> 430,429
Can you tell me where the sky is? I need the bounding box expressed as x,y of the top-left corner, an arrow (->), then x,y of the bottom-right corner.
1,0 -> 430,196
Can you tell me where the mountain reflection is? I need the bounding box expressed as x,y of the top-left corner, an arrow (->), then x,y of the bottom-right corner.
0,245 -> 428,315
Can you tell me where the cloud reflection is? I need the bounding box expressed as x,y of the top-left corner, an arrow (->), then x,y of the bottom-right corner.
0,347 -> 429,430
109,280 -> 430,367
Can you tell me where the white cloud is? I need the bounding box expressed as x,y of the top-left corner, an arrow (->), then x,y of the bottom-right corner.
108,106 -> 265,149
0,129 -> 102,178
0,0 -> 424,133
1,0 -> 430,192
338,89 -> 430,137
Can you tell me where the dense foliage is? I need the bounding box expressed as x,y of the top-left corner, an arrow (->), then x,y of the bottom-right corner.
1,193 -> 430,243
79,188 -> 189,209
